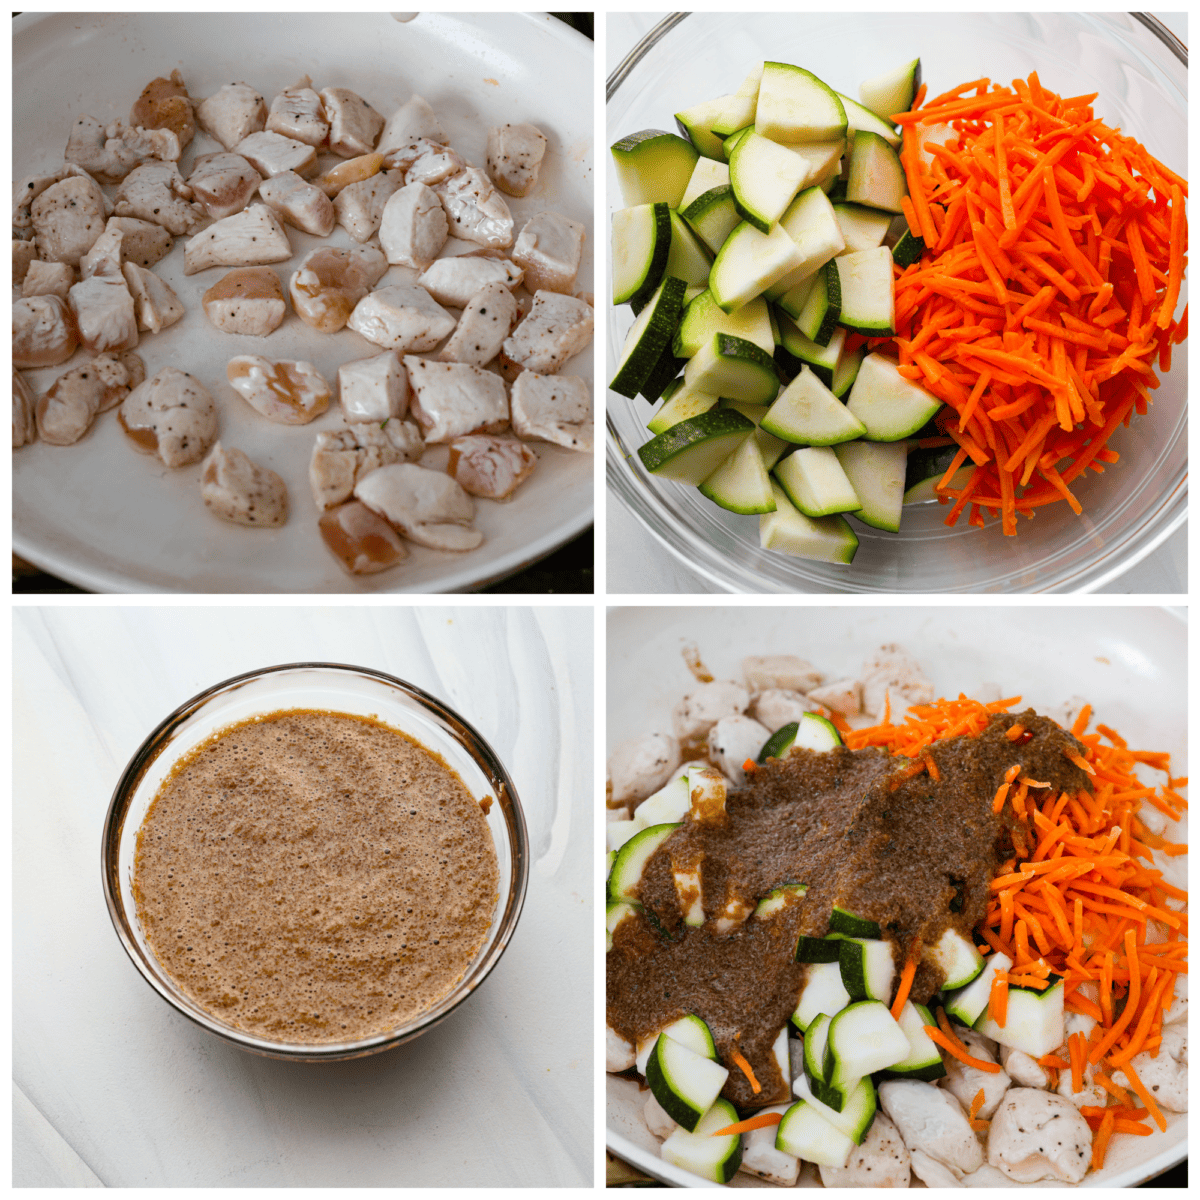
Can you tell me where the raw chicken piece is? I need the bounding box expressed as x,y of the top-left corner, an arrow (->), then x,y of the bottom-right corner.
435,167 -> 514,248
195,82 -> 267,151
333,171 -> 401,242
403,357 -> 510,443
69,232 -> 139,354
257,170 -> 335,237
338,351 -> 409,423
235,131 -> 318,179
986,1089 -> 1091,1183
183,204 -> 291,275
29,175 -> 107,265
14,369 -> 37,448
227,355 -> 331,425
447,434 -> 536,500
486,123 -> 548,198
385,138 -> 466,185
36,353 -> 134,445
201,442 -> 288,528
502,291 -> 594,374
202,266 -> 286,336
65,115 -> 157,184
319,500 -> 408,575
509,370 -> 592,451
436,281 -> 518,367
378,182 -> 449,270
266,76 -> 329,147
288,244 -> 387,333
13,295 -> 78,368
308,420 -> 424,509
321,87 -> 385,158
377,95 -> 447,155
608,734 -> 682,806
354,462 -> 483,552
123,263 -> 185,333
511,210 -> 585,294
113,162 -> 207,236
187,152 -> 263,220
119,366 -> 218,467
21,261 -> 74,301
347,284 -> 456,353
103,217 -> 173,268
13,240 -> 38,286
130,69 -> 195,150
418,254 -> 523,307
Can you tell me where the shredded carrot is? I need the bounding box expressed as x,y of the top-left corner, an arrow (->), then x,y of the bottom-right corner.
890,942 -> 920,1020
968,1088 -> 990,1131
924,1024 -> 1002,1073
989,971 -> 1009,1028
742,758 -> 757,775
1119,1060 -> 1166,1132
731,1048 -> 761,1094
711,1111 -> 781,1137
1091,1109 -> 1115,1170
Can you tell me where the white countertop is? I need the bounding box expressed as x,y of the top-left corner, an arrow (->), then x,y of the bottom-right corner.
14,606 -> 592,1187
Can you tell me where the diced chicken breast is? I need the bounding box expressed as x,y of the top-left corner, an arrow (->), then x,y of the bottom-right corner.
319,500 -> 409,575
119,366 -> 218,467
312,153 -> 386,199
941,1028 -> 1012,1119
103,216 -> 173,268
354,462 -> 482,552
36,353 -> 134,445
403,357 -> 509,444
183,203 -> 291,275
708,714 -> 771,785
347,284 -> 456,353
13,295 -> 78,369
123,262 -> 185,334
21,260 -> 75,301
195,82 -> 267,151
130,69 -> 195,150
14,369 -> 37,448
998,1045 -> 1050,1090
447,434 -> 536,500
257,170 -> 335,237
201,442 -> 288,528
77,223 -> 123,278
266,76 -> 329,147
878,1079 -> 983,1178
13,240 -> 38,286
817,1111 -> 910,1188
187,152 -> 263,220
333,170 -> 401,242
807,678 -> 863,716
377,95 -> 447,155
608,735 -> 685,810
486,122 -> 548,198
502,290 -> 594,374
14,169 -> 67,233
862,644 -> 936,722
436,280 -> 518,367
511,210 -> 585,294
752,689 -> 811,733
338,351 -> 408,423
672,681 -> 750,742
113,162 -> 207,236
1111,1023 -> 1187,1112
379,181 -> 450,270
435,166 -> 514,248
202,266 -> 286,336
288,244 -> 387,333
740,1104 -> 799,1187
386,137 -> 466,186
606,1025 -> 636,1074
65,114 -> 153,184
986,1088 -> 1091,1183
227,355 -> 331,425
30,175 -> 107,265
643,1094 -> 678,1140
744,654 -> 824,693
234,131 -> 318,179
68,235 -> 139,355
309,420 -> 424,510
418,254 -> 523,307
509,371 -> 592,451
321,87 -> 385,157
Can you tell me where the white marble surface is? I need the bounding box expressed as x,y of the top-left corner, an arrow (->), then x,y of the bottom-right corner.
13,606 -> 592,1187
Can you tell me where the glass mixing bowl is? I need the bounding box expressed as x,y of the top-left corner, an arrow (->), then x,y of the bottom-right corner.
606,12 -> 1187,593
102,663 -> 528,1062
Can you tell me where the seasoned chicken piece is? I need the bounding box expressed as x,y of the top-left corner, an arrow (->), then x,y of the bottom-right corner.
1111,1023 -> 1187,1112
69,231 -> 138,354
119,367 -> 217,467
354,462 -> 483,552
817,1112 -> 909,1188
202,267 -> 285,336
227,355 -> 331,425
862,644 -> 935,722
752,689 -> 810,733
35,353 -> 133,445
878,1079 -> 983,1178
486,123 -> 548,198
308,420 -> 424,509
30,175 -> 107,265
347,284 -> 456,353
312,153 -> 386,199
320,87 -> 385,158
183,204 -> 291,275
187,152 -> 262,220
288,244 -> 387,333
266,76 -> 329,147
606,1026 -> 636,1073
404,357 -> 509,443
257,170 -> 335,236
123,262 -> 185,333
436,281 -> 518,367
13,240 -> 38,286
333,170 -> 401,242
942,1028 -> 1012,1119
511,211 -> 585,294
13,295 -> 78,369
378,182 -> 449,270
113,124 -> 182,163
130,69 -> 195,150
377,95 -> 447,156
384,137 -> 466,186
435,167 -> 514,248
65,115 -> 154,184
608,733 -> 682,806
509,370 -> 592,451
502,291 -> 594,375
418,255 -> 523,308
744,655 -> 823,693
318,500 -> 409,575
113,162 -> 207,236
20,260 -> 73,302
201,442 -> 288,527
987,1089 -> 1090,1183
195,82 -> 267,151
235,130 -> 318,179
673,681 -> 750,741
807,678 -> 863,716
447,434 -> 536,500
14,370 -> 38,448
14,169 -> 67,233
338,351 -> 408,423
708,714 -> 771,786
102,216 -> 173,269
77,223 -> 123,278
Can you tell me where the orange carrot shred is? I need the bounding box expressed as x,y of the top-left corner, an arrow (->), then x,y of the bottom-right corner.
711,1111 -> 782,1137
731,1048 -> 761,1094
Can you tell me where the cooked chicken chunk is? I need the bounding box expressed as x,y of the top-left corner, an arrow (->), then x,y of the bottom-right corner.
436,280 -> 518,367
418,254 -> 523,307
235,130 -> 318,179
1111,1023 -> 1187,1112
818,1112 -> 910,1189
447,434 -> 536,500
744,655 -> 823,693
21,260 -> 74,301
78,223 -> 124,278
187,152 -> 263,220
288,244 -> 387,333
502,290 -> 594,375
608,733 -> 683,806
227,355 -> 331,425
404,357 -> 509,443
201,442 -> 288,528
321,87 -> 385,158
14,369 -> 37,448
347,284 -> 456,353
183,203 -> 291,275
257,170 -> 335,237
753,689 -> 810,732
512,210 -> 585,294
878,1079 -> 983,1178
195,82 -> 267,151
319,500 -> 409,575
119,366 -> 218,467
130,69 -> 195,150
435,167 -> 514,248
202,266 -> 286,336
102,216 -> 173,268
862,644 -> 935,723
377,95 -> 447,156
69,233 -> 139,355
354,462 -> 483,552
123,263 -> 186,333
708,714 -> 771,786
14,169 -> 68,234
333,170 -> 401,242
509,370 -> 592,451
36,353 -> 134,445
13,295 -> 78,368
13,240 -> 38,286
987,1089 -> 1091,1183
309,420 -> 424,509
338,351 -> 409,423
266,76 -> 329,147
65,114 -> 162,184
486,123 -> 548,198
312,153 -> 385,199
378,181 -> 449,270
113,162 -> 207,236
30,175 -> 107,265
385,137 -> 466,186
673,681 -> 750,741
